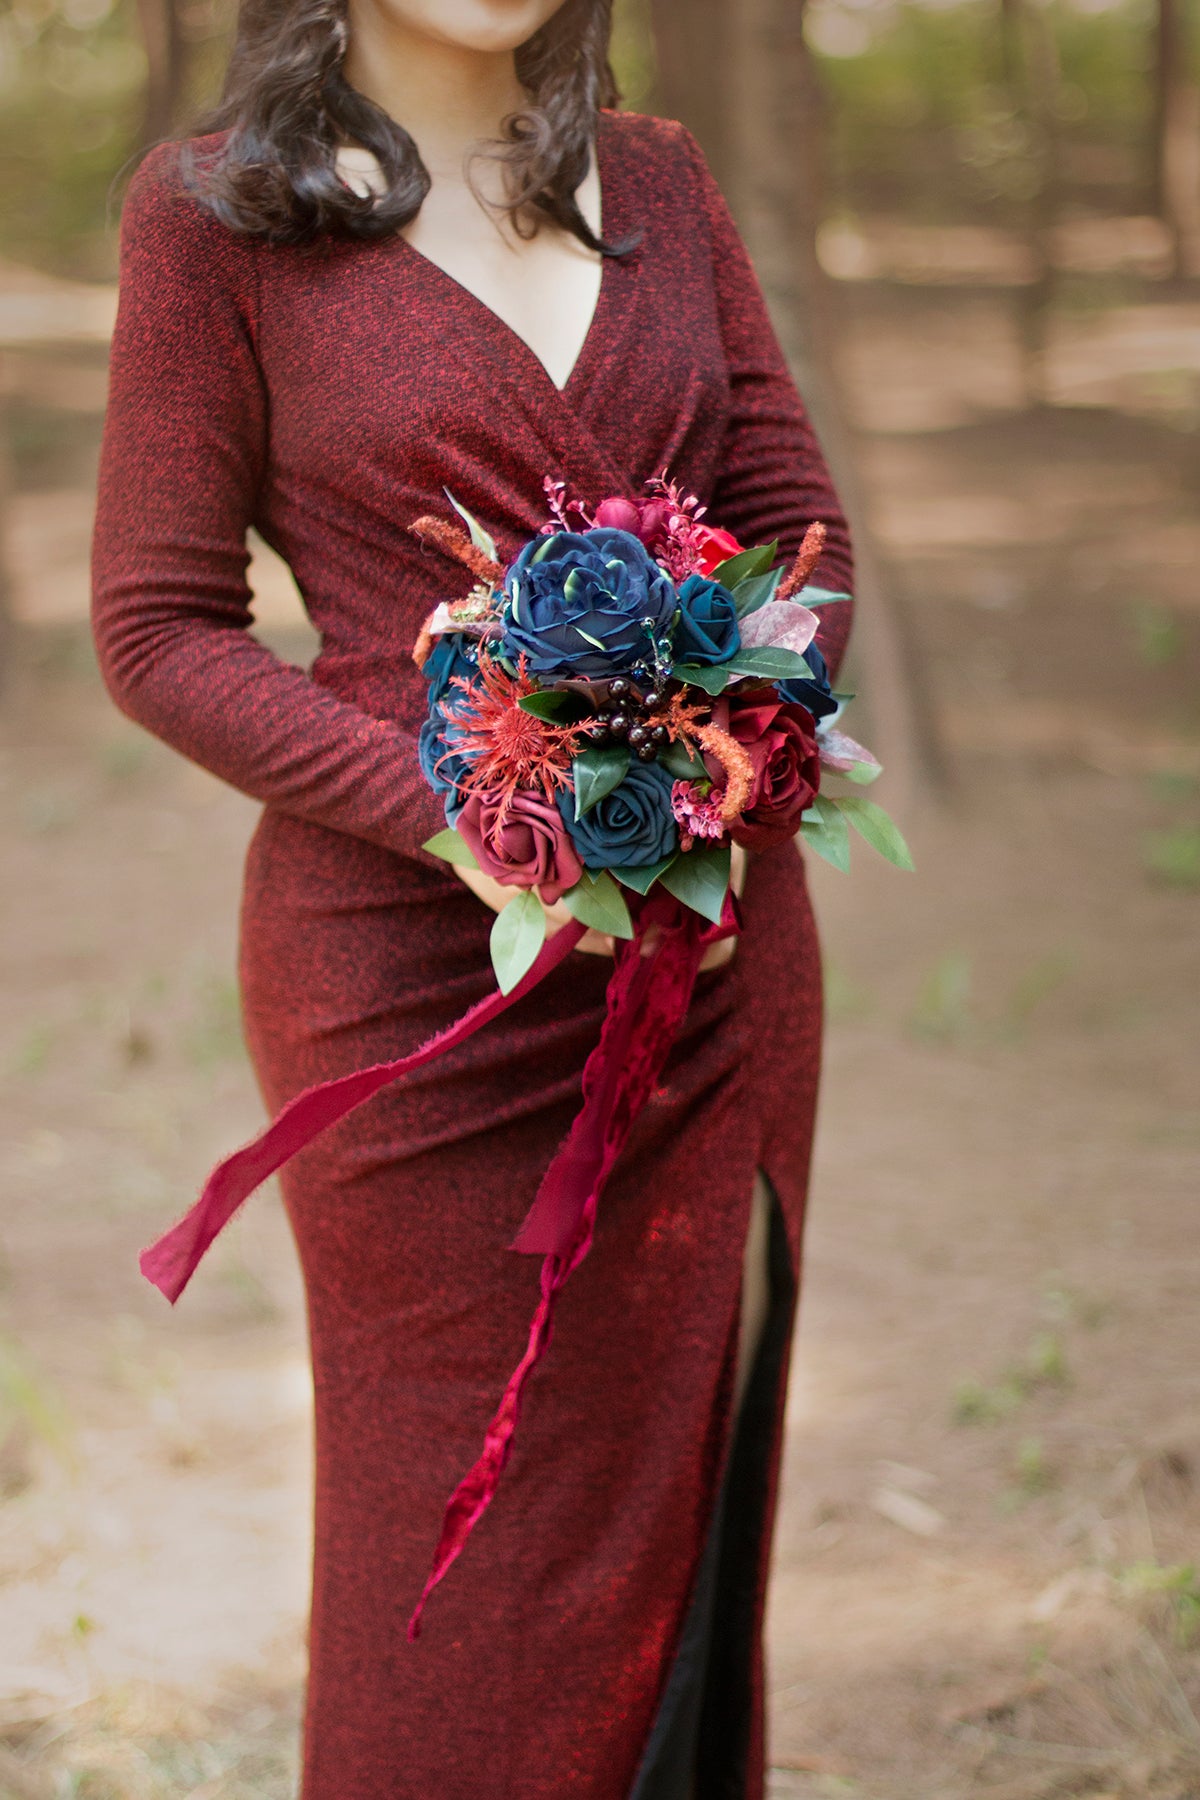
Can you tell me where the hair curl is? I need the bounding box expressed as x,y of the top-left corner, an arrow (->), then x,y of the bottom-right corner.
172,0 -> 630,253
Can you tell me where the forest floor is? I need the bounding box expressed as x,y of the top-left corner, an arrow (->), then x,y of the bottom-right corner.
0,227 -> 1198,1799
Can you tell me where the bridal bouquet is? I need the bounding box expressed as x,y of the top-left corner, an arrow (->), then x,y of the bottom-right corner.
137,471 -> 911,1643
412,475 -> 910,991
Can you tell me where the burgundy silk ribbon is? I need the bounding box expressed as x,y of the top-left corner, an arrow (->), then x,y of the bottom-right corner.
137,885 -> 740,1637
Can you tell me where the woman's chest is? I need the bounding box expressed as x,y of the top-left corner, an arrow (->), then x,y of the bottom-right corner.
254,230 -> 732,540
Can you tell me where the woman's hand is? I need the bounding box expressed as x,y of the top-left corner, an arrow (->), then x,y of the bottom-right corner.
453,863 -> 614,955
453,843 -> 747,973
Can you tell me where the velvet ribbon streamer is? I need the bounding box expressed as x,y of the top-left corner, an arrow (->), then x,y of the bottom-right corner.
137,885 -> 740,1636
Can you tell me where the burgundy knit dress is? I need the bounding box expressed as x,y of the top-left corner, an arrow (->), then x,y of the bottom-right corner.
91,107 -> 854,1800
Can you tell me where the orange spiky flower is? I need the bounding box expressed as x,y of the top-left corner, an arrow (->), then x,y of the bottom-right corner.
776,521 -> 826,602
442,649 -> 588,822
646,687 -> 710,750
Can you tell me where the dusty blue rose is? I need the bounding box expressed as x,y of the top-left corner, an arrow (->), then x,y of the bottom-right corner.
418,711 -> 473,822
500,528 -> 676,678
422,633 -> 477,707
776,641 -> 837,721
672,573 -> 740,666
557,758 -> 677,869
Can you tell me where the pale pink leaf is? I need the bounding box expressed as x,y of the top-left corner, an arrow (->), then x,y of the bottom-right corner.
818,728 -> 882,775
737,600 -> 819,655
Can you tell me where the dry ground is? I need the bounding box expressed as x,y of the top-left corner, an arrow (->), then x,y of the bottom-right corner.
0,228 -> 1198,1798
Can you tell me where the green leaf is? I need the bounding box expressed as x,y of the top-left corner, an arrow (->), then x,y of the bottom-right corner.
799,807 -> 851,873
611,853 -> 677,894
561,869 -> 635,938
659,739 -> 707,781
673,662 -> 731,696
573,744 -> 630,817
658,842 -> 731,924
710,543 -> 778,587
517,689 -> 586,722
442,487 -> 498,562
725,646 -> 812,681
731,567 -> 783,618
800,586 -> 852,607
421,827 -> 480,869
839,759 -> 883,786
833,796 -> 915,871
489,888 -> 547,994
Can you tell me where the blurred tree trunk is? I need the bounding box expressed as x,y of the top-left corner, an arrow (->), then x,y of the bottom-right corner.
999,0 -> 1063,407
651,0 -> 938,803
1154,0 -> 1200,277
0,369 -> 13,694
137,0 -> 191,146
648,0 -> 733,189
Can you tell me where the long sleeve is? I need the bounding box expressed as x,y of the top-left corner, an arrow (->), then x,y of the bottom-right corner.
677,125 -> 855,681
90,144 -> 447,864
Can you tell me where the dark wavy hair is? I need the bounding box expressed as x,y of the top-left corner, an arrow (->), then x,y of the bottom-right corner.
175,0 -> 627,252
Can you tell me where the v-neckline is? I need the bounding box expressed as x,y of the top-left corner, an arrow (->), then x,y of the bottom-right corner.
396,113 -> 618,402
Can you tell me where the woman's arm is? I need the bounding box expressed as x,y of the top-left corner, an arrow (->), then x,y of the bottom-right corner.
90,144 -> 447,865
677,125 -> 855,682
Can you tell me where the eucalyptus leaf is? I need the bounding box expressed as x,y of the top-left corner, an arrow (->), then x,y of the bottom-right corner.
561,869 -> 635,938
421,827 -> 480,869
489,888 -> 547,994
658,843 -> 731,924
799,808 -> 851,873
710,543 -> 778,587
833,796 -> 915,871
673,662 -> 731,696
611,853 -> 677,894
573,743 -> 630,817
725,646 -> 812,681
443,488 -> 498,563
731,567 -> 783,618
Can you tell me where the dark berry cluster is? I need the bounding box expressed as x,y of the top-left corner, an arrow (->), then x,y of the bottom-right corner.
589,676 -> 672,762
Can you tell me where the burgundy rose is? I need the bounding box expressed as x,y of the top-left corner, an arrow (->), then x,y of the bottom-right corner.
708,691 -> 820,850
593,494 -> 671,552
456,786 -> 583,904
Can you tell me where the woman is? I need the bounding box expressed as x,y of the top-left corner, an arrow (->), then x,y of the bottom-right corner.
90,0 -> 854,1793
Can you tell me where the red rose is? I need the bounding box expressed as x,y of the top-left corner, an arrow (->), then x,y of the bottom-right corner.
693,523 -> 744,576
709,691 -> 820,850
456,787 -> 583,904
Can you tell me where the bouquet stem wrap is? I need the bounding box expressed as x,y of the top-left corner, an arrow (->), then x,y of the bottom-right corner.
137,887 -> 739,1636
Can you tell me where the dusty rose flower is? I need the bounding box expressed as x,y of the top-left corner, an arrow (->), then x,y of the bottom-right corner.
456,787 -> 583,905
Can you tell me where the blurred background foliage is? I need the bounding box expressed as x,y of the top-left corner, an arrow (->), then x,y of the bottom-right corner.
0,0 -> 1194,278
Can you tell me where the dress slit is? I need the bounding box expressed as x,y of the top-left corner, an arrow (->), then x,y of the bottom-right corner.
630,1170 -> 797,1799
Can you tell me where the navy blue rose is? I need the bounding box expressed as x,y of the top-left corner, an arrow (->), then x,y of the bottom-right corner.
557,758 -> 677,869
423,632 -> 477,707
418,712 -> 473,822
672,574 -> 740,666
500,528 -> 677,678
777,640 -> 838,721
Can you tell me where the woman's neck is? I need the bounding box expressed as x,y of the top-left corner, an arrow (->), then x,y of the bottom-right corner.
342,8 -> 527,181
